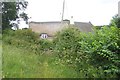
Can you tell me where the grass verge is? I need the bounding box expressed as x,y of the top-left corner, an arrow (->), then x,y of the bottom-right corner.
3,44 -> 79,78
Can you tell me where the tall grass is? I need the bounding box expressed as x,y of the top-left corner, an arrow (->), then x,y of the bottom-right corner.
3,44 -> 41,78
3,44 -> 80,78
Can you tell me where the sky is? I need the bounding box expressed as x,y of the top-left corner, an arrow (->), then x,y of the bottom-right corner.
25,0 -> 120,26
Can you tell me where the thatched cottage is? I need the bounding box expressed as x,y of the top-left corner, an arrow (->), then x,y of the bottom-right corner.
29,20 -> 93,38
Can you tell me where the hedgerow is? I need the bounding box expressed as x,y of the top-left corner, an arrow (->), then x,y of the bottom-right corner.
53,26 -> 106,78
53,26 -> 120,78
80,26 -> 120,77
2,29 -> 53,54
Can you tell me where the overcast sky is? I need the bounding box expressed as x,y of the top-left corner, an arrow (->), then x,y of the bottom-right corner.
25,0 -> 120,26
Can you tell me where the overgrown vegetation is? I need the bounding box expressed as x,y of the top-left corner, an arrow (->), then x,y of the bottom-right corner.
2,1 -> 120,78
3,44 -> 79,78
80,26 -> 120,78
3,25 -> 120,78
3,29 -> 53,54
53,26 -> 120,78
109,14 -> 120,28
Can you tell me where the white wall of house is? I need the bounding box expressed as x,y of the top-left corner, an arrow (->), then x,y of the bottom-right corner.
29,22 -> 68,36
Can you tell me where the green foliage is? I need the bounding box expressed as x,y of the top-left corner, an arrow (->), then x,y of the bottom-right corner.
53,26 -> 120,78
80,26 -> 120,77
53,27 -> 82,63
53,27 -> 106,78
2,1 -> 28,30
3,29 -> 38,43
0,34 -> 2,40
3,29 -> 53,54
2,2 -> 17,30
110,14 -> 120,28
3,44 -> 80,78
3,25 -> 120,78
38,39 -> 53,51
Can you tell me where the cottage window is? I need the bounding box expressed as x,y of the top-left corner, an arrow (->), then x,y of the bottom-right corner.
40,33 -> 48,39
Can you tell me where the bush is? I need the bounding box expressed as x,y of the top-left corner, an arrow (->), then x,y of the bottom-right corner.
80,26 -> 120,77
53,26 -> 105,78
3,29 -> 38,51
53,26 -> 83,63
53,26 -> 120,78
3,29 -> 53,54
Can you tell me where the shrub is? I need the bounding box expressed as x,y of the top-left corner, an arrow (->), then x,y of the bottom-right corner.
80,26 -> 120,77
53,26 -> 83,64
3,29 -> 53,54
53,26 -> 99,77
53,26 -> 120,78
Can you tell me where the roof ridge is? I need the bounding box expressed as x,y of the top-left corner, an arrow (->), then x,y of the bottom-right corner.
74,21 -> 90,23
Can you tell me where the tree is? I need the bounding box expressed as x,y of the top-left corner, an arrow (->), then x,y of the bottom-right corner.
2,1 -> 28,30
110,14 -> 120,28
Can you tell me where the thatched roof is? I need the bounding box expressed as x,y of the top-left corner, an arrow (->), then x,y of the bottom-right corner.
29,21 -> 93,36
74,22 -> 93,32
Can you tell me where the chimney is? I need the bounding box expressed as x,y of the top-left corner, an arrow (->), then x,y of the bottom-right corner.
70,16 -> 74,24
